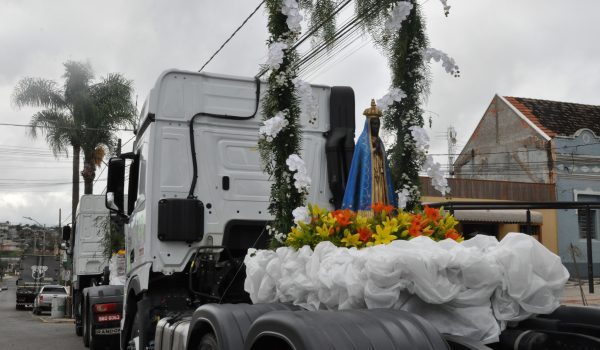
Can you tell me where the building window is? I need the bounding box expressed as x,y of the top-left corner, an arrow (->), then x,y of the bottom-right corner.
577,194 -> 600,240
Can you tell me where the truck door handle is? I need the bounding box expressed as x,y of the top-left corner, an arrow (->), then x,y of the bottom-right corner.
222,176 -> 230,191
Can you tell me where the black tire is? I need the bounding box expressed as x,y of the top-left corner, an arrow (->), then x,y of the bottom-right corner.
128,311 -> 147,350
75,292 -> 83,336
83,299 -> 90,347
89,325 -> 107,350
76,323 -> 83,337
198,333 -> 218,350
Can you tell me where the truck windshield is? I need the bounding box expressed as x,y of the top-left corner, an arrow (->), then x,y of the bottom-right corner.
42,287 -> 67,294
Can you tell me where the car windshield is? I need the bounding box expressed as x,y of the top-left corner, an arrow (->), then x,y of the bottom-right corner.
42,287 -> 67,294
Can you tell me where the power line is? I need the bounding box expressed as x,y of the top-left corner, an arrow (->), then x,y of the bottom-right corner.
199,0 -> 266,72
0,122 -> 134,132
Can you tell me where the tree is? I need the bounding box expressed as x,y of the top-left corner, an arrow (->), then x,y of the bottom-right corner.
12,61 -> 137,226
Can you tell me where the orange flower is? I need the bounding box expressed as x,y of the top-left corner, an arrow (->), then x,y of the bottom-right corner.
445,228 -> 461,241
383,204 -> 394,214
371,202 -> 385,214
408,215 -> 422,237
357,227 -> 373,242
424,205 -> 441,222
333,209 -> 353,227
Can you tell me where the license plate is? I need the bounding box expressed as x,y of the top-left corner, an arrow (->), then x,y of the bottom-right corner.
98,314 -> 121,322
95,328 -> 120,335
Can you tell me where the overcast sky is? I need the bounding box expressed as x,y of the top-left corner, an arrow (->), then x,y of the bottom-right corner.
1,0 -> 599,227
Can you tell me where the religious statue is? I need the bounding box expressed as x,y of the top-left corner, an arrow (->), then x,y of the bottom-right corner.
342,99 -> 397,212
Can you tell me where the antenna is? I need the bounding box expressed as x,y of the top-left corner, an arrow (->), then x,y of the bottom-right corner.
447,126 -> 457,176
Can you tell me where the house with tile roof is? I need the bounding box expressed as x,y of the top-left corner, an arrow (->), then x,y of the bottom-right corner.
453,95 -> 600,277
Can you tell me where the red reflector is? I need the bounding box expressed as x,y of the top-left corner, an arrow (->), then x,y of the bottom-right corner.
97,314 -> 121,322
93,303 -> 118,313
39,296 -> 43,301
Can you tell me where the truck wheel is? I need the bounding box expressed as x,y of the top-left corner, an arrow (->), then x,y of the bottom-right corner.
83,299 -> 90,347
198,333 -> 218,350
75,292 -> 83,336
128,311 -> 148,350
89,326 -> 106,350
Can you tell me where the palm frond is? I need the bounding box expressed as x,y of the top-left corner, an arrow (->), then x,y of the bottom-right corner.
63,61 -> 94,106
12,77 -> 66,109
29,109 -> 75,156
90,73 -> 137,129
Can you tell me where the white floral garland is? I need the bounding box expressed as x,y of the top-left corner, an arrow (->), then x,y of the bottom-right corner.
424,47 -> 459,76
281,0 -> 303,33
409,126 -> 450,196
259,111 -> 289,141
377,88 -> 407,112
384,1 -> 414,33
266,41 -> 288,70
294,78 -> 318,122
286,154 -> 311,191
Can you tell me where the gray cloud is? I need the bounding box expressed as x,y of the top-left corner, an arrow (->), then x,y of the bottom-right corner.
1,0 -> 599,225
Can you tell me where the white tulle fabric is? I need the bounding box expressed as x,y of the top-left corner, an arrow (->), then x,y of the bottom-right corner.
244,233 -> 568,343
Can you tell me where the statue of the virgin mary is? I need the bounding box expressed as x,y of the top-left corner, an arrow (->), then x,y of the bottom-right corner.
342,99 -> 397,211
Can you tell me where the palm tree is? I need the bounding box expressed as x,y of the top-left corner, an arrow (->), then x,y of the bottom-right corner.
12,61 -> 136,227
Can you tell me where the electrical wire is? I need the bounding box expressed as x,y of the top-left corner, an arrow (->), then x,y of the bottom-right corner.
199,0 -> 266,72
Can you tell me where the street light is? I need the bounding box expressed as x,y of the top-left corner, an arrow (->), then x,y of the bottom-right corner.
23,216 -> 46,255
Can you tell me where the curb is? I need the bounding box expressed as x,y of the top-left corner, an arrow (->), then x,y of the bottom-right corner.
37,316 -> 75,324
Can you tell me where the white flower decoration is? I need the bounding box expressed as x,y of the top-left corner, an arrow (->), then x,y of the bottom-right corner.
384,2 -> 413,33
409,126 -> 430,151
293,79 -> 318,120
266,41 -> 288,70
281,0 -> 303,33
292,206 -> 310,225
260,112 -> 289,141
286,154 -> 311,191
377,88 -> 407,111
424,47 -> 459,75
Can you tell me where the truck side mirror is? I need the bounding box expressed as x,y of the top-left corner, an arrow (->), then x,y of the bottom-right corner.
106,157 -> 126,214
62,226 -> 71,241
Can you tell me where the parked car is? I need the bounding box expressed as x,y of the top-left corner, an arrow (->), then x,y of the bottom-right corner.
33,284 -> 68,315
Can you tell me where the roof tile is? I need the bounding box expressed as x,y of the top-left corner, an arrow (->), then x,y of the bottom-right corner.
504,96 -> 600,137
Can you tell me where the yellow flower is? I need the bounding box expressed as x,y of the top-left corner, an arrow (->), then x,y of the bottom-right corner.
315,223 -> 332,239
287,226 -> 302,243
355,214 -> 368,228
310,203 -> 325,217
341,230 -> 361,248
322,213 -> 337,226
372,224 -> 398,245
383,217 -> 400,233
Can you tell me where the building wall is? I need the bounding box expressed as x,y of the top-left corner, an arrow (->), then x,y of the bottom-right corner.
454,96 -> 551,183
554,129 -> 600,278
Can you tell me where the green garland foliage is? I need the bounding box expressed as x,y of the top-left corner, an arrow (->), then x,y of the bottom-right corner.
261,0 -> 437,244
382,1 -> 430,208
260,0 -> 305,246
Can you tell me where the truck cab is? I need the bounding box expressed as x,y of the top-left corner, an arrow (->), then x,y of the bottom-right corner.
69,194 -> 111,336
105,70 -> 355,349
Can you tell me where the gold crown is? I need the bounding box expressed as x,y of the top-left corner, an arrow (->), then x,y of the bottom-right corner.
363,99 -> 382,119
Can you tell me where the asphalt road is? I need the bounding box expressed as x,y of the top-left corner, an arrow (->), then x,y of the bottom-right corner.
0,276 -> 84,350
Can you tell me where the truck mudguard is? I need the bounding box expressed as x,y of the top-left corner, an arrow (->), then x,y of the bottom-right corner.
244,309 -> 451,350
187,303 -> 300,350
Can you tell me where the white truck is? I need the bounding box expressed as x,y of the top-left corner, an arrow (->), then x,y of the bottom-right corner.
64,194 -> 124,349
105,70 -> 600,350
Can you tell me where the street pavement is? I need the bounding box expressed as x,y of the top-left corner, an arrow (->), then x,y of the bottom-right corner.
0,276 -> 84,350
560,278 -> 600,307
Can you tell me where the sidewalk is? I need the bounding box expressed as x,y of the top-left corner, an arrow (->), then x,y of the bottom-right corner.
560,278 -> 600,307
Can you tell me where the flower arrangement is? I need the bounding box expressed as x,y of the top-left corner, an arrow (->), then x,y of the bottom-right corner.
285,203 -> 463,250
